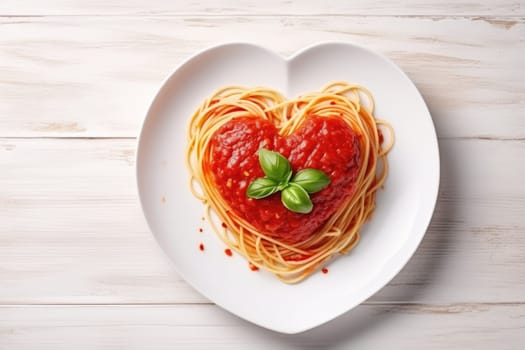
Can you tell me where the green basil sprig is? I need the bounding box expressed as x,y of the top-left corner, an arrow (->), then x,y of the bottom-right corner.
258,148 -> 291,183
281,183 -> 313,214
245,177 -> 279,199
246,148 -> 330,214
292,169 -> 331,193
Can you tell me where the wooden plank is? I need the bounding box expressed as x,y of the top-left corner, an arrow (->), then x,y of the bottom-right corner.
0,1 -> 523,16
0,16 -> 523,139
0,138 -> 523,304
1,304 -> 523,349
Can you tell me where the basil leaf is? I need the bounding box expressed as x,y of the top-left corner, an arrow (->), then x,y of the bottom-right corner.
258,148 -> 292,182
291,168 -> 331,193
281,184 -> 313,214
246,177 -> 279,199
276,169 -> 293,191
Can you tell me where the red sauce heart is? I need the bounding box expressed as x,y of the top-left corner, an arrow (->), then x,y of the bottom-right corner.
205,115 -> 361,244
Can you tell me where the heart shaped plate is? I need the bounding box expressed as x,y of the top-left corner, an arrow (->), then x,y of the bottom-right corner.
136,42 -> 439,334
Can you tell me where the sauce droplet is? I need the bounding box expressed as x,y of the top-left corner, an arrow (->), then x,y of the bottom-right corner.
198,228 -> 203,233
322,267 -> 328,274
199,243 -> 205,252
225,248 -> 233,257
221,222 -> 228,229
249,263 -> 259,271
330,101 -> 336,105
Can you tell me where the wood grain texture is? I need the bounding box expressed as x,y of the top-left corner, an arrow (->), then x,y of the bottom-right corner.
1,304 -> 524,349
1,138 -> 523,304
0,16 -> 523,138
0,0 -> 523,16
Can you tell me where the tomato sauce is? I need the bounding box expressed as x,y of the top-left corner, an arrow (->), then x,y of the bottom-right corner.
206,115 -> 361,244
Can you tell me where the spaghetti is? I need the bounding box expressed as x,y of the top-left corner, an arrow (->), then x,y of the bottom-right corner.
186,82 -> 394,283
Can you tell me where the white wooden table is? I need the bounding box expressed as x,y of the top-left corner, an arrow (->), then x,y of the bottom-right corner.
1,1 -> 524,348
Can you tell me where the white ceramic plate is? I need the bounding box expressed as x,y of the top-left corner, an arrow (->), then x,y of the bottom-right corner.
136,42 -> 439,334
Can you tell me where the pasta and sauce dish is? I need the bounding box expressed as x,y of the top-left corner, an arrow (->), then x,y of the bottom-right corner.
186,82 -> 393,283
